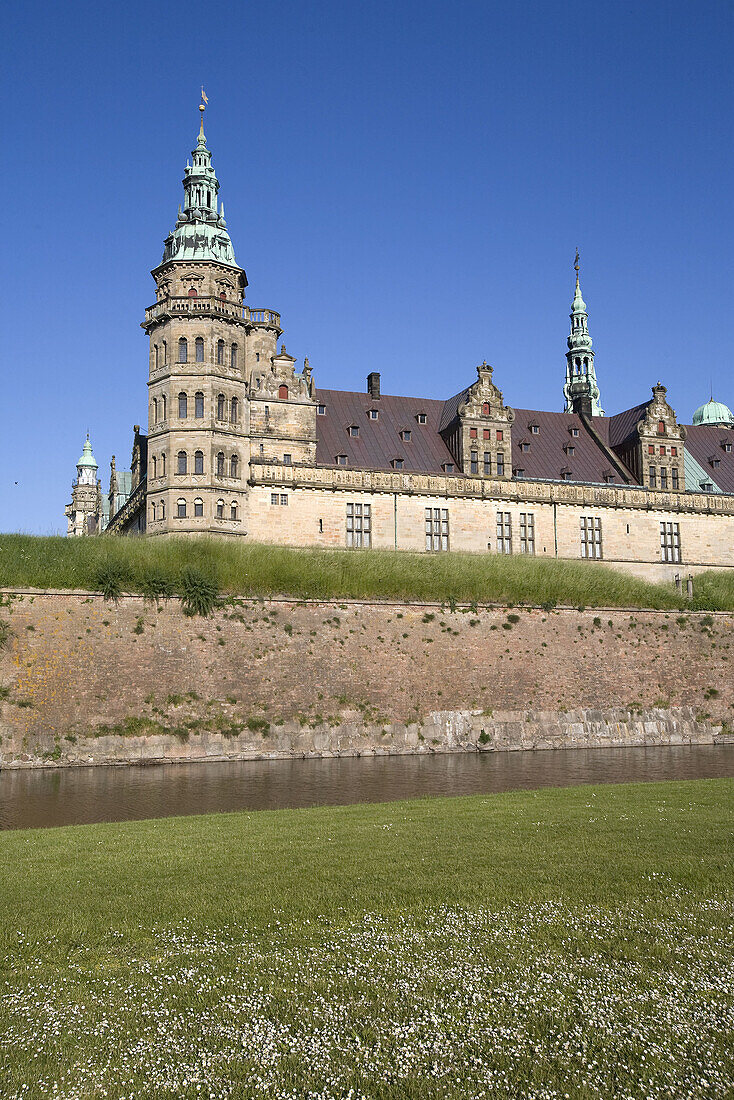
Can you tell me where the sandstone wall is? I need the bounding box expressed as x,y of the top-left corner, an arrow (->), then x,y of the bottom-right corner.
0,591 -> 731,768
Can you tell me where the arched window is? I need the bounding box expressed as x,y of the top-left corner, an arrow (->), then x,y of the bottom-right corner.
177,450 -> 187,475
177,499 -> 187,518
482,402 -> 490,416
152,398 -> 158,423
279,384 -> 289,399
217,340 -> 225,365
216,499 -> 224,519
150,502 -> 156,521
154,344 -> 159,369
151,455 -> 157,478
195,337 -> 204,362
231,397 -> 238,424
658,420 -> 666,435
178,392 -> 188,418
162,340 -> 167,364
194,392 -> 204,418
230,502 -> 238,520
160,501 -> 165,520
230,454 -> 239,478
230,344 -> 238,370
217,393 -> 226,420
161,394 -> 167,420
194,450 -> 204,474
194,498 -> 204,517
161,452 -> 166,477
216,451 -> 225,477
188,287 -> 197,299
178,338 -> 188,362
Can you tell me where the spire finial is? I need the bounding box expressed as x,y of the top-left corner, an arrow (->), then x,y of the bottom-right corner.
199,86 -> 208,139
574,248 -> 580,286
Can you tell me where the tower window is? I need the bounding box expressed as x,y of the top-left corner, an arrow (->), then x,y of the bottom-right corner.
279,384 -> 289,399
161,452 -> 166,476
658,420 -> 666,434
230,502 -> 238,521
154,345 -> 159,370
483,452 -> 491,476
152,398 -> 158,423
206,190 -> 211,206
194,498 -> 203,517
177,499 -> 187,518
230,454 -> 239,478
482,403 -> 490,416
470,450 -> 478,474
496,452 -> 505,476
177,451 -> 187,475
649,466 -> 656,488
231,397 -> 238,424
195,392 -> 204,418
178,392 -> 188,418
216,452 -> 225,477
188,287 -> 197,299
217,394 -> 226,420
194,450 -> 204,475
217,340 -> 225,365
162,340 -> 167,364
231,344 -> 238,370
216,499 -> 224,519
151,455 -> 157,478
660,467 -> 668,489
178,338 -> 188,363
195,337 -> 204,362
160,501 -> 165,520
671,467 -> 679,489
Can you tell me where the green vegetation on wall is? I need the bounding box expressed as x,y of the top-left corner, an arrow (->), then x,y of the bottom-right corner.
1,534 -> 733,610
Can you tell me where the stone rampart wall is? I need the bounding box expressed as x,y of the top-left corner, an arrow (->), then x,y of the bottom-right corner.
0,592 -> 731,768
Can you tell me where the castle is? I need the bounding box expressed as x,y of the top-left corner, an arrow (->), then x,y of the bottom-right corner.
66,100 -> 734,580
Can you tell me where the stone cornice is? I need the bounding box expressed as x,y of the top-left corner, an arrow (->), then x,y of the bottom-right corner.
248,461 -> 734,515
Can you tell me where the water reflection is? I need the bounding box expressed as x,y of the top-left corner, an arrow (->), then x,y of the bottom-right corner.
1,745 -> 732,831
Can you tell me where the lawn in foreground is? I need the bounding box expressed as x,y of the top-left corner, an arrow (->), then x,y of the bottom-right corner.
1,779 -> 732,1099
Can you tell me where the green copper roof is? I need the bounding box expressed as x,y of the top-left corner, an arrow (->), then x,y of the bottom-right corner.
692,398 -> 734,426
571,274 -> 587,314
161,112 -> 237,267
76,435 -> 98,469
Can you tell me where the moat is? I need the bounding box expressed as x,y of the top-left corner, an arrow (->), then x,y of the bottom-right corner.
1,743 -> 733,830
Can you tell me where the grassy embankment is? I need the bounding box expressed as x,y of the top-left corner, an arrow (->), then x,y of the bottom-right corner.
2,533 -> 734,609
1,779 -> 733,1098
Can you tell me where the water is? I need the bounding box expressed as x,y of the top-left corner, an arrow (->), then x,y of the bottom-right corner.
1,744 -> 732,830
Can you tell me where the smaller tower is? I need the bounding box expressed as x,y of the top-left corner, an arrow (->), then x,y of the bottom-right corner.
564,251 -> 604,417
65,435 -> 102,536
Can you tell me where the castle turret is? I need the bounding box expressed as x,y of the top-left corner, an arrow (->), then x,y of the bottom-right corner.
563,251 -> 604,417
65,435 -> 101,536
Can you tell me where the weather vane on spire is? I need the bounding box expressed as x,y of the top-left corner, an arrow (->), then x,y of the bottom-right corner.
199,87 -> 208,136
574,248 -> 580,275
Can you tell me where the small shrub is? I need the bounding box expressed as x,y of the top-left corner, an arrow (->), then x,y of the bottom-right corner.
422,612 -> 435,623
593,617 -> 602,627
139,569 -> 176,604
95,561 -> 126,602
132,617 -> 144,635
179,568 -> 219,618
478,731 -> 491,745
246,716 -> 270,733
507,614 -> 520,625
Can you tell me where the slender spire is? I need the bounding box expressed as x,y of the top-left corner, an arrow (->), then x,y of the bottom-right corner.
160,94 -> 238,267
563,251 -> 604,416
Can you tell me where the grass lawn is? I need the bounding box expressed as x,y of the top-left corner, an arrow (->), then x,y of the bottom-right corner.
2,533 -> 734,610
1,779 -> 733,1098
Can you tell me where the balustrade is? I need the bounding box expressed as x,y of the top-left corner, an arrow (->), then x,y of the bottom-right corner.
144,297 -> 281,328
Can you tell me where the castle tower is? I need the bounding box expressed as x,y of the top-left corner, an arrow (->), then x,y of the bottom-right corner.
141,94 -> 284,535
563,252 -> 604,417
65,435 -> 102,536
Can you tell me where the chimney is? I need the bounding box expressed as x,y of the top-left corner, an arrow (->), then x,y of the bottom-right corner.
367,372 -> 381,400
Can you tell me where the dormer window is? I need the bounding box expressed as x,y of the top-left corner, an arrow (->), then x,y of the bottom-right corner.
392,458 -> 404,470
529,424 -> 540,434
520,441 -> 530,452
400,429 -> 412,442
603,472 -> 615,484
317,404 -> 326,415
565,444 -> 575,456
442,462 -> 454,473
416,413 -> 427,424
336,454 -> 348,466
369,409 -> 379,420
711,457 -> 721,468
514,467 -> 525,478
569,427 -> 579,437
722,441 -> 732,452
700,481 -> 714,491
561,468 -> 572,481
348,425 -> 360,437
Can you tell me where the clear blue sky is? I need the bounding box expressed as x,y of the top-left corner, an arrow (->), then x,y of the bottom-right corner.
2,0 -> 733,534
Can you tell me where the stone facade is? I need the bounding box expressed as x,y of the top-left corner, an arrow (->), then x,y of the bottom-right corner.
70,105 -> 734,577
